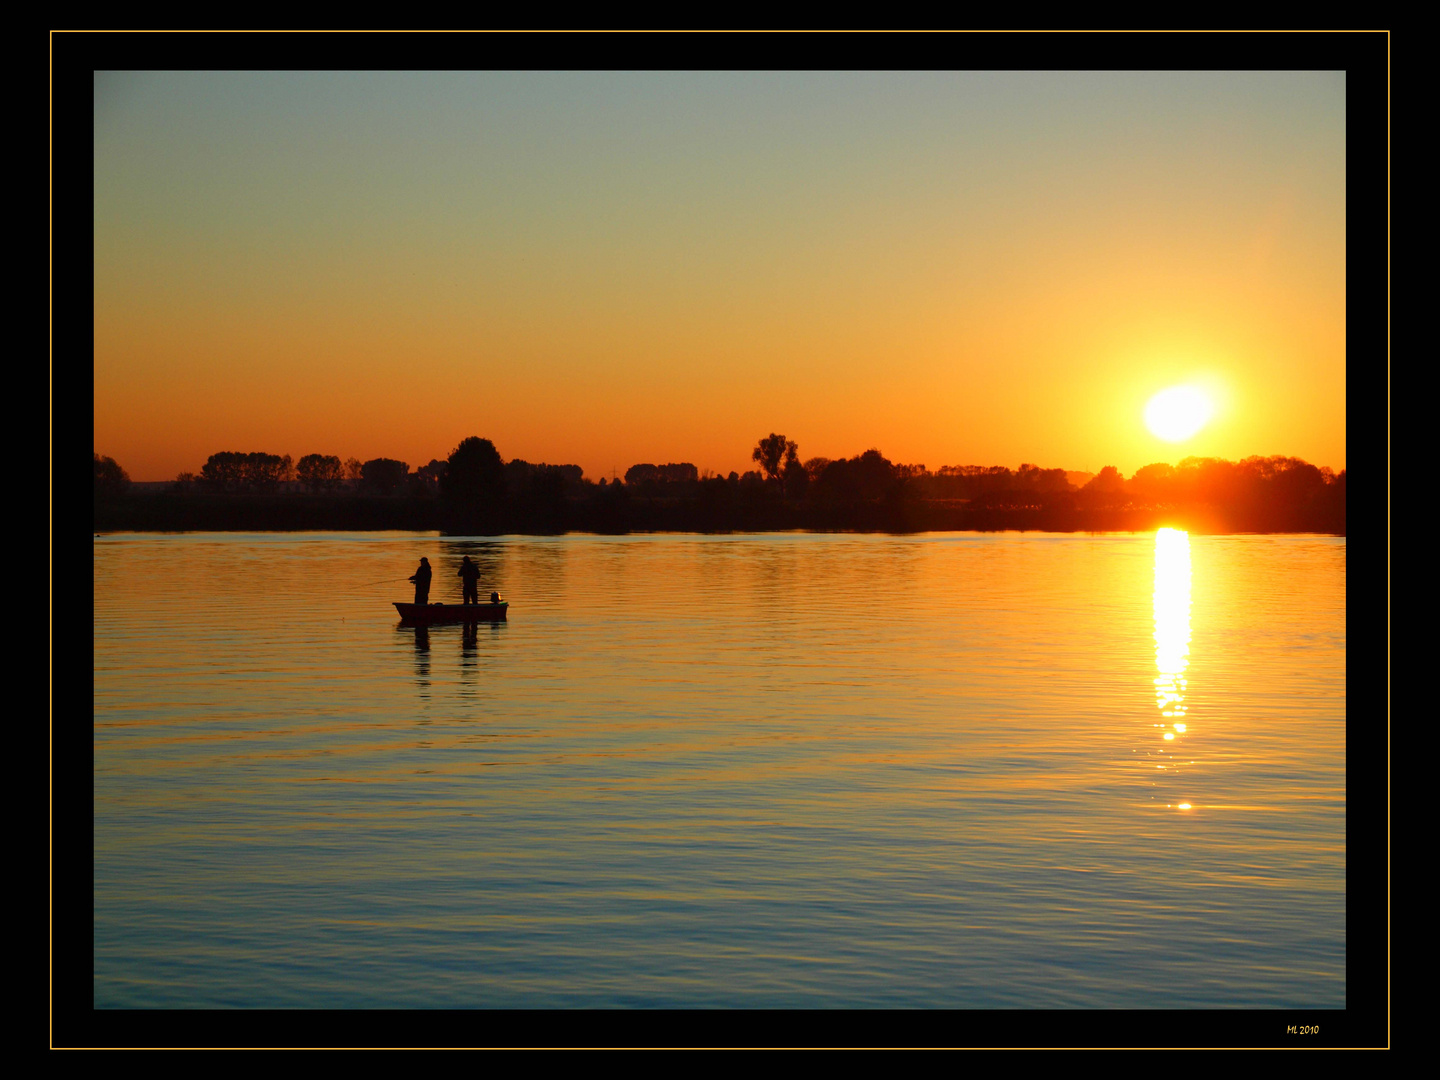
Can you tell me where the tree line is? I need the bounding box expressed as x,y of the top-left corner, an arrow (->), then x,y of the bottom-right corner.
94,434 -> 1346,535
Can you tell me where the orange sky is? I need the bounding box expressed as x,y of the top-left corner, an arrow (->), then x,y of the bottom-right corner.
93,71 -> 1346,481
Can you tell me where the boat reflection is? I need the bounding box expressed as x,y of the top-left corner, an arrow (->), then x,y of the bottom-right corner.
397,618 -> 507,699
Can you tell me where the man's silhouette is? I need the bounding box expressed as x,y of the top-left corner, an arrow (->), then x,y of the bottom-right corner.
409,557 -> 432,605
458,555 -> 481,605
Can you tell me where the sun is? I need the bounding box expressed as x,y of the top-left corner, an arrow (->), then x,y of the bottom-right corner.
1144,386 -> 1214,443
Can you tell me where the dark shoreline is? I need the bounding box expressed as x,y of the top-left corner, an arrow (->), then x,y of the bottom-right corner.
92,491 -> 1345,536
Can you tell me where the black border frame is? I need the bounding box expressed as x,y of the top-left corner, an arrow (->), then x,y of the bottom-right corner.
57,29 -> 1389,1050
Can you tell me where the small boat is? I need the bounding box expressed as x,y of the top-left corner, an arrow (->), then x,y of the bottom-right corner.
394,600 -> 508,623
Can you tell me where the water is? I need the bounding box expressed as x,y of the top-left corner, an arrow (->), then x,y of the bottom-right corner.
92,530 -> 1346,1008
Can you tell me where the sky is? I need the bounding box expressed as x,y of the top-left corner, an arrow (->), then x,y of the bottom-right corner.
92,70 -> 1347,482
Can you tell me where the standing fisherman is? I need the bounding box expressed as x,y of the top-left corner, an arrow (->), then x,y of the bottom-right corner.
458,555 -> 481,605
409,557 -> 432,606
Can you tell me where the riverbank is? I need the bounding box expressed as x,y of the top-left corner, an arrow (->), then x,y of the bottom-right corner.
92,491 -> 1345,535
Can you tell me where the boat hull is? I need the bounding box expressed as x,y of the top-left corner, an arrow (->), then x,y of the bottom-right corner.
394,601 -> 508,623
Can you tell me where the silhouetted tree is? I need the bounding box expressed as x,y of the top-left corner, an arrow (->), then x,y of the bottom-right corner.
752,433 -> 797,483
928,465 -> 1015,500
853,448 -> 896,499
94,454 -> 130,499
511,459 -> 586,496
442,437 -> 507,505
625,462 -> 698,485
1324,468 -> 1346,526
814,448 -> 897,502
1127,462 -> 1176,501
343,457 -> 363,486
803,457 -> 831,482
1015,463 -> 1070,493
1167,457 -> 1236,506
1083,466 -> 1126,493
198,451 -> 291,492
248,453 -> 293,490
297,453 -> 344,493
1074,466 -> 1128,510
360,458 -> 409,495
783,451 -> 809,501
1255,456 -> 1327,509
407,459 -> 446,495
200,452 -> 246,492
507,459 -> 538,491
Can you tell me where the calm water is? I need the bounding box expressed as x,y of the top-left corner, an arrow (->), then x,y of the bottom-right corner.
93,530 -> 1346,1008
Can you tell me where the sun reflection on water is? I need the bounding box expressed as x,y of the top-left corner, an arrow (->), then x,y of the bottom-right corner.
1151,528 -> 1194,808
1153,528 -> 1191,723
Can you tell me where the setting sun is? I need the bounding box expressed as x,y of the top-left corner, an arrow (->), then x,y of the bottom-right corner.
1144,386 -> 1215,443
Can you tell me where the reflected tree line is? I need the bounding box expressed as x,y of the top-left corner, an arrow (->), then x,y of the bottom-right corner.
94,434 -> 1346,534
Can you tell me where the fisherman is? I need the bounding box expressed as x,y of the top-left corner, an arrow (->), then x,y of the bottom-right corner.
458,555 -> 481,605
409,557 -> 433,606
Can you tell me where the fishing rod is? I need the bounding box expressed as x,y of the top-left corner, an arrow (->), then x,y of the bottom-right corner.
360,570 -> 502,592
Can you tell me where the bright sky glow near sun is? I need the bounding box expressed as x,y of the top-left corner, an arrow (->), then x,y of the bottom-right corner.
92,70 -> 1346,481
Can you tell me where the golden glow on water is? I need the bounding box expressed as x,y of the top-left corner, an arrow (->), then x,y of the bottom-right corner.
1153,528 -> 1192,727
1151,528 -> 1194,811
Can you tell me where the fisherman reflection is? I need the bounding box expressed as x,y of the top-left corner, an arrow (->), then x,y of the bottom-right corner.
409,557 -> 432,605
458,555 -> 481,605
413,624 -> 431,698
